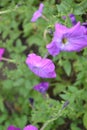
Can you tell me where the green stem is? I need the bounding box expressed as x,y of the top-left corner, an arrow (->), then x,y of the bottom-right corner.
0,6 -> 17,15
41,15 -> 49,22
40,109 -> 62,130
1,57 -> 15,63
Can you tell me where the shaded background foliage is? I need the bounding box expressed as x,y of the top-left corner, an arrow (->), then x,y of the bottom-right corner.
0,0 -> 87,129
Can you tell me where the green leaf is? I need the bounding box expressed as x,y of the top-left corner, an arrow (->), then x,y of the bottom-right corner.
83,112 -> 87,129
63,60 -> 71,76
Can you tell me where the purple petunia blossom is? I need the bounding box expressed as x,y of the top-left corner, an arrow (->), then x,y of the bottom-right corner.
7,125 -> 20,130
23,125 -> 38,130
0,48 -> 5,61
46,22 -> 87,56
34,82 -> 49,94
31,3 -> 44,22
26,53 -> 56,78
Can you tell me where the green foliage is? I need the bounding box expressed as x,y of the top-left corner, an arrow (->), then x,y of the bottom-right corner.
57,0 -> 87,15
0,0 -> 87,130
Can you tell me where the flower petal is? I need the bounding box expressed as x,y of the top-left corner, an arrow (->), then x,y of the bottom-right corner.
31,11 -> 42,22
23,125 -> 38,130
34,82 -> 49,94
39,3 -> 44,13
26,53 -> 56,78
46,41 -> 61,56
0,48 -> 5,61
7,125 -> 20,130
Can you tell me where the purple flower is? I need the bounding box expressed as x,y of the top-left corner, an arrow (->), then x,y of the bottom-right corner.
7,125 -> 20,130
0,48 -> 5,61
34,82 -> 49,94
26,53 -> 56,78
23,125 -> 38,130
31,3 -> 44,22
69,14 -> 77,26
46,22 -> 87,56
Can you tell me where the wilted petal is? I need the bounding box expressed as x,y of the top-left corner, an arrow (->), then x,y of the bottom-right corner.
69,14 -> 77,25
34,82 -> 49,94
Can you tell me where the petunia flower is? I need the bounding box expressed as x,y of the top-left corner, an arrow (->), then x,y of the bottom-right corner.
34,82 -> 49,94
7,125 -> 20,130
26,53 -> 56,78
46,22 -> 87,56
0,48 -> 5,61
23,125 -> 38,130
31,3 -> 44,22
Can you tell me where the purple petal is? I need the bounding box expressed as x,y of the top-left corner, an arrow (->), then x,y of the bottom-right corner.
7,125 -> 20,130
69,14 -> 77,26
0,48 -> 5,61
54,23 -> 68,37
23,125 -> 38,130
34,82 -> 49,94
61,22 -> 87,51
38,3 -> 44,13
31,11 -> 42,22
46,41 -> 61,56
31,3 -> 44,22
26,53 -> 56,78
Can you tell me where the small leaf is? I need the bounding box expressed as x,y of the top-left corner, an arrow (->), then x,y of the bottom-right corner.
63,60 -> 71,76
83,112 -> 87,129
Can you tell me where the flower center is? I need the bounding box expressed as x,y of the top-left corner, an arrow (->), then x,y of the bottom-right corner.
62,38 -> 67,44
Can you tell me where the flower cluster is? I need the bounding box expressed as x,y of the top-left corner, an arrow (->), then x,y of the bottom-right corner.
26,3 -> 87,94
